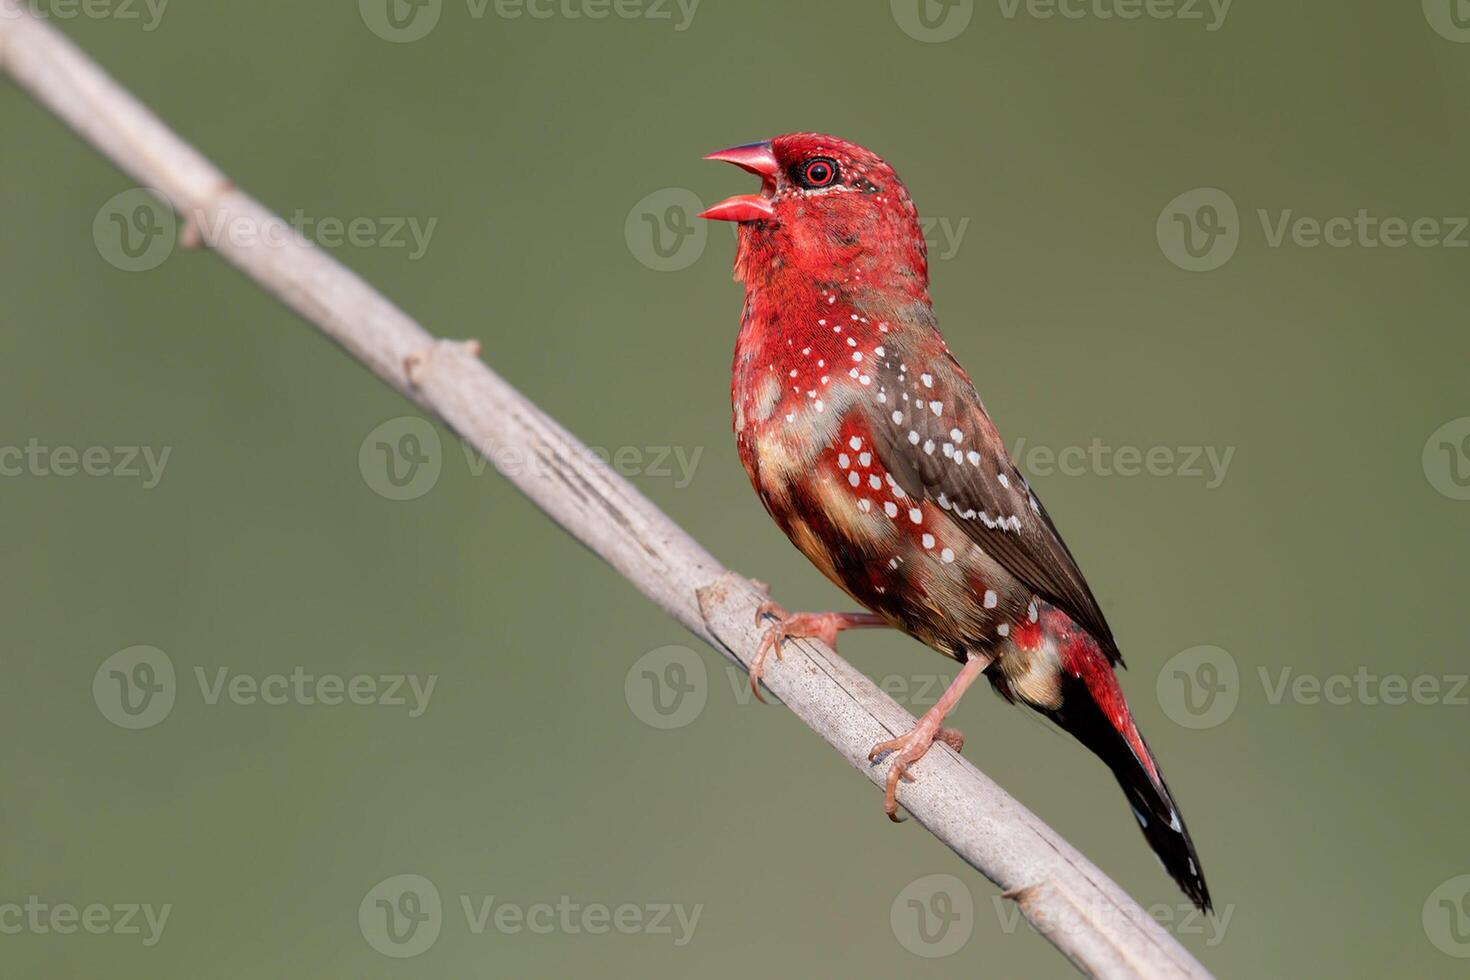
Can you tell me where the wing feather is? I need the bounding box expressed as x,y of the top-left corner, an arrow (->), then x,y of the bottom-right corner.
862,345 -> 1123,664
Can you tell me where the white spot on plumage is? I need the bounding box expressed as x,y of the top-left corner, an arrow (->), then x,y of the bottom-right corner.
869,475 -> 882,490
997,623 -> 1010,637
838,454 -> 850,468
859,452 -> 871,467
950,428 -> 963,443
923,440 -> 935,455
998,473 -> 1010,488
849,436 -> 862,450
848,471 -> 860,487
941,548 -> 955,562
921,533 -> 935,549
966,450 -> 982,466
907,431 -> 919,445
983,590 -> 998,609
858,498 -> 871,513
908,507 -> 922,524
883,501 -> 899,518
921,374 -> 934,388
891,411 -> 904,424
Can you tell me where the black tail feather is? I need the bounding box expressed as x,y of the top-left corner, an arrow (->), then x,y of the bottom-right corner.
1043,674 -> 1213,912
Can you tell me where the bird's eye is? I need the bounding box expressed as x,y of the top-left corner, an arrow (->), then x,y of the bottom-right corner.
797,157 -> 839,188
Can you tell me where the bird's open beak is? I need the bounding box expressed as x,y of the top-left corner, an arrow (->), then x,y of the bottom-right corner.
699,141 -> 778,222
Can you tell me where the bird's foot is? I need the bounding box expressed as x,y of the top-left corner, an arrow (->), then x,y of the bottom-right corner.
865,652 -> 992,822
867,719 -> 966,822
748,603 -> 887,704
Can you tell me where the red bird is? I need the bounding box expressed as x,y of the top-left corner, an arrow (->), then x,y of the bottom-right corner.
701,133 -> 1210,911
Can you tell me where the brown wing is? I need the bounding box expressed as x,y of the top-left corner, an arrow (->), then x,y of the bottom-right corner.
862,345 -> 1123,664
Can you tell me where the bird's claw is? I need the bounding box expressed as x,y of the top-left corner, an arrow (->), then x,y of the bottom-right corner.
747,608 -> 845,703
868,724 -> 965,822
748,607 -> 889,704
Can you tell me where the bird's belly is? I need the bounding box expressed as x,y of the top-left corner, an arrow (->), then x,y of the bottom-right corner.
739,402 -> 1026,659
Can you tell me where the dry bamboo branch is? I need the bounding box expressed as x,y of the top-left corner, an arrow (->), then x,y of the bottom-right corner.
0,6 -> 1212,977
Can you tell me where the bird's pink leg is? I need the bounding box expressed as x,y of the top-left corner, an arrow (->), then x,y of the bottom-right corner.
867,651 -> 993,822
749,600 -> 889,703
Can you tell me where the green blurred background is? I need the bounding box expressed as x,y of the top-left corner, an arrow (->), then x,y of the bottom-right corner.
3,1 -> 1469,976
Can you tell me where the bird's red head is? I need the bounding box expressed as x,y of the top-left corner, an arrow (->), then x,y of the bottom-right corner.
702,133 -> 929,297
